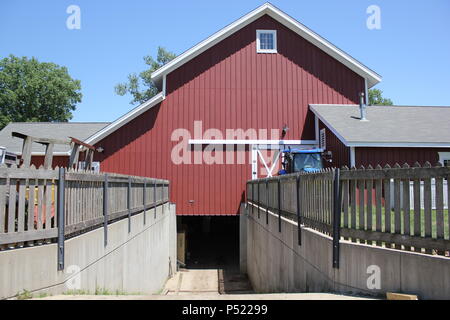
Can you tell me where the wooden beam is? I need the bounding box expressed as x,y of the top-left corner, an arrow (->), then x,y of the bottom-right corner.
43,143 -> 54,169
21,136 -> 33,168
68,142 -> 80,169
12,131 -> 72,168
69,137 -> 96,150
340,228 -> 450,252
12,131 -> 69,146
386,292 -> 418,300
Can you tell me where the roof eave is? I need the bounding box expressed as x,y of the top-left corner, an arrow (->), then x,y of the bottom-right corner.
151,3 -> 381,87
84,92 -> 164,146
151,4 -> 269,82
309,105 -> 450,149
16,151 -> 72,156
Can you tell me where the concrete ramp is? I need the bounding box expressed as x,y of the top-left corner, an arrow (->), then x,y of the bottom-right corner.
35,292 -> 373,300
164,269 -> 219,295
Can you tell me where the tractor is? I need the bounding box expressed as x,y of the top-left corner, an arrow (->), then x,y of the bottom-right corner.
278,148 -> 332,175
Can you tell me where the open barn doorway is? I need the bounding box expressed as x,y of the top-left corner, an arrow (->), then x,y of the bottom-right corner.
174,216 -> 253,294
178,216 -> 239,269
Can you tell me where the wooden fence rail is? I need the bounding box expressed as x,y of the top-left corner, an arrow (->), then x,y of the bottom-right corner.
0,164 -> 169,251
0,165 -> 59,248
247,162 -> 450,259
339,162 -> 450,254
247,168 -> 336,235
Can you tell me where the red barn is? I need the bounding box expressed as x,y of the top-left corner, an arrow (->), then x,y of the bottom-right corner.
84,3 -> 382,266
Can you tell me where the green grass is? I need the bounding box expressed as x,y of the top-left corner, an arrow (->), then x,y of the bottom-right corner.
153,287 -> 164,295
63,287 -> 143,296
37,292 -> 50,298
341,207 -> 449,239
63,289 -> 90,295
15,288 -> 144,299
16,289 -> 33,300
16,290 -> 53,299
95,287 -> 113,295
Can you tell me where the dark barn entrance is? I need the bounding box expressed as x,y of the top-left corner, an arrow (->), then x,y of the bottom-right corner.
176,216 -> 253,294
179,216 -> 239,269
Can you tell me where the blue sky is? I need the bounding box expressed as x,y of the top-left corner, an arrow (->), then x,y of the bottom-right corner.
1,0 -> 449,122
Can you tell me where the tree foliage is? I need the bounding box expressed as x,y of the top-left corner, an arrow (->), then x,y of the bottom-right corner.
368,88 -> 393,106
0,55 -> 82,130
115,47 -> 176,105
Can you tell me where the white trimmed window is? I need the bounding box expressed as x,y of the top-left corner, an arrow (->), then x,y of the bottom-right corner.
438,152 -> 450,166
256,30 -> 277,53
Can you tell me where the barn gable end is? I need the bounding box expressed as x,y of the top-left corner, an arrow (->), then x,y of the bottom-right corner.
93,6 -> 376,215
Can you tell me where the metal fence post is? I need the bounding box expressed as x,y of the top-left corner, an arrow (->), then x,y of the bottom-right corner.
266,180 -> 269,225
162,182 -> 165,215
296,174 -> 302,246
128,176 -> 131,233
251,182 -> 255,215
154,180 -> 157,219
257,180 -> 260,219
167,182 -> 170,215
332,168 -> 342,269
278,178 -> 281,233
143,178 -> 146,225
103,174 -> 108,246
167,181 -> 170,203
57,167 -> 65,271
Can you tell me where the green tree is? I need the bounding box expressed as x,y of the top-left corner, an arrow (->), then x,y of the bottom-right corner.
0,55 -> 82,130
368,88 -> 393,106
115,47 -> 176,105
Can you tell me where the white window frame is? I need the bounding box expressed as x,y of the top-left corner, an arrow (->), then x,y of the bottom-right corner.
256,30 -> 277,53
438,152 -> 450,166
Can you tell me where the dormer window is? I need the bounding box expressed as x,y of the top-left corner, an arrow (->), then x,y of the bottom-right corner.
256,30 -> 277,53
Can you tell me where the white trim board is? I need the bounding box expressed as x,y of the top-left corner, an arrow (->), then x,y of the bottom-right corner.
347,142 -> 450,148
151,3 -> 381,88
188,139 -> 316,145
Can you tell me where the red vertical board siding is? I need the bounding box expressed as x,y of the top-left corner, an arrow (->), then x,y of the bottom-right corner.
95,15 -> 365,215
318,120 -> 350,169
29,156 -> 68,169
316,124 -> 445,169
355,147 -> 445,168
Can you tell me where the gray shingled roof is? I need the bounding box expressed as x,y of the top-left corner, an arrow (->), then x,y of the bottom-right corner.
0,122 -> 110,154
310,104 -> 450,147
